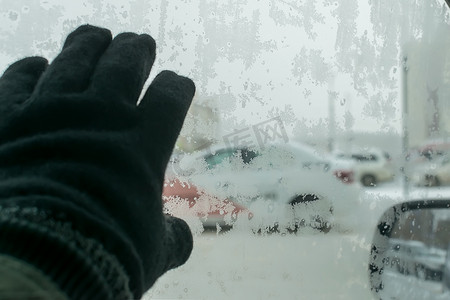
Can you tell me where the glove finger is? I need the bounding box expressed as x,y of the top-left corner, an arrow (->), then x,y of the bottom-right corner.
139,71 -> 195,172
0,57 -> 48,102
161,215 -> 193,273
89,33 -> 156,105
35,25 -> 112,95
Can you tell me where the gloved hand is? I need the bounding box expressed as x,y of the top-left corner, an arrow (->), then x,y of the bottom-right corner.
0,25 -> 194,299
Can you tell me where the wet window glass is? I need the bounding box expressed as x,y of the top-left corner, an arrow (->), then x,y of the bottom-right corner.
1,0 -> 450,299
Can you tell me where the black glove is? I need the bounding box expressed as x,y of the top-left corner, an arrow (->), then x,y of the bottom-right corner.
0,25 -> 194,299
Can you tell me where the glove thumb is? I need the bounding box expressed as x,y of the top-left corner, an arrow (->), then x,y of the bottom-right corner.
161,215 -> 193,273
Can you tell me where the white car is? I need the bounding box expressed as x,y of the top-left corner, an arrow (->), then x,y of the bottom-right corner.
410,155 -> 450,187
334,148 -> 395,187
171,142 -> 361,232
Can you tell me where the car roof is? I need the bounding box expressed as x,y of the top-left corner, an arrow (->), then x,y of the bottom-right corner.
180,141 -> 338,168
333,147 -> 387,156
195,141 -> 328,158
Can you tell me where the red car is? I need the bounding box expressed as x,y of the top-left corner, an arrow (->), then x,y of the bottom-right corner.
163,177 -> 252,230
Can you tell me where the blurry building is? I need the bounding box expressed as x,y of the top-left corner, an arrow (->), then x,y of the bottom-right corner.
176,96 -> 220,153
391,209 -> 434,245
391,208 -> 450,249
404,22 -> 450,149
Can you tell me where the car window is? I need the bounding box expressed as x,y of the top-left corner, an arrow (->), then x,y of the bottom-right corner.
351,154 -> 377,162
240,148 -> 259,164
204,149 -> 235,169
1,1 -> 450,299
204,148 -> 259,169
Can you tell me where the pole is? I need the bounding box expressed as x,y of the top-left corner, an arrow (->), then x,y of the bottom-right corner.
328,77 -> 336,153
402,55 -> 410,199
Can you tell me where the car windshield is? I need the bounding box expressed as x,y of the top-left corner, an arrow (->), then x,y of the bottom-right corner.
1,1 -> 450,299
352,154 -> 377,162
203,148 -> 259,169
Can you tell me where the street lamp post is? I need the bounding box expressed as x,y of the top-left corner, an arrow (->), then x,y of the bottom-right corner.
402,55 -> 410,199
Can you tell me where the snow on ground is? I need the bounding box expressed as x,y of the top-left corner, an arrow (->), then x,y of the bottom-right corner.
144,231 -> 375,300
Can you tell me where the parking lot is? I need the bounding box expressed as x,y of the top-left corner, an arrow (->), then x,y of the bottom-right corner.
146,179 -> 441,300
145,230 -> 375,300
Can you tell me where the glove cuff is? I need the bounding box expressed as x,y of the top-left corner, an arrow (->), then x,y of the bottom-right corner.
0,207 -> 132,300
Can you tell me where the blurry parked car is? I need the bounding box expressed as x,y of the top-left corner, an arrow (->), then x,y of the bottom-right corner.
334,148 -> 395,187
411,155 -> 450,187
414,139 -> 450,161
443,244 -> 450,293
163,177 -> 252,229
165,141 -> 361,232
